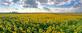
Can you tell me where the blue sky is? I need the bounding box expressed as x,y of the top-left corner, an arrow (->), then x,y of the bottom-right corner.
0,0 -> 82,13
0,0 -> 82,12
0,0 -> 81,8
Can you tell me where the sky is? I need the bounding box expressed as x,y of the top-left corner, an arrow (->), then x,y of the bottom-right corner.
0,0 -> 81,8
0,0 -> 82,13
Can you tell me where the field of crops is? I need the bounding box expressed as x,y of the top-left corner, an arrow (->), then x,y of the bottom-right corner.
0,13 -> 82,33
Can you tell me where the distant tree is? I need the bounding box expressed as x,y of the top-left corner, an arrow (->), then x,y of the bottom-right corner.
10,11 -> 18,13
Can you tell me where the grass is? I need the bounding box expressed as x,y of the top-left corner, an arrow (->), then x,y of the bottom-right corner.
0,13 -> 82,33
0,13 -> 82,22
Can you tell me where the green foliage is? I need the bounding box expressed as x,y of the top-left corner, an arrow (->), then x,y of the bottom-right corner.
0,16 -> 82,33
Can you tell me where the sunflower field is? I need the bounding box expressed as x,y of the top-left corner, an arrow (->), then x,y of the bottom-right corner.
0,13 -> 82,33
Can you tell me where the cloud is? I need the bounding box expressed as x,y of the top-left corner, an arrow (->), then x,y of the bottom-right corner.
0,0 -> 82,13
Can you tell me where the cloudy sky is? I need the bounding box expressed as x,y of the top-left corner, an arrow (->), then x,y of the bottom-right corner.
0,0 -> 81,8
0,0 -> 82,13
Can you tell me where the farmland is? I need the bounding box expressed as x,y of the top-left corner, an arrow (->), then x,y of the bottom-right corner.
0,13 -> 82,33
